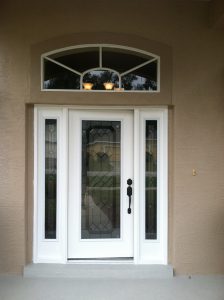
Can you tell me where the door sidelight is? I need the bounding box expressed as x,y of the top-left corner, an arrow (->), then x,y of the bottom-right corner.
127,178 -> 133,214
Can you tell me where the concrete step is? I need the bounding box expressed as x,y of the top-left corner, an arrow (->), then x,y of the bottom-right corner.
23,263 -> 174,279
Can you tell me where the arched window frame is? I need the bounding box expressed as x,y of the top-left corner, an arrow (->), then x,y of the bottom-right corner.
81,67 -> 120,89
41,44 -> 160,92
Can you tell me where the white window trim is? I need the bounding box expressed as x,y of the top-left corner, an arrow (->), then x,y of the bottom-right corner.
41,44 -> 160,93
34,105 -> 167,264
34,107 -> 68,263
139,108 -> 168,264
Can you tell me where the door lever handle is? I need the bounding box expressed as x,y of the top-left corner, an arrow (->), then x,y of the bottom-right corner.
127,178 -> 132,214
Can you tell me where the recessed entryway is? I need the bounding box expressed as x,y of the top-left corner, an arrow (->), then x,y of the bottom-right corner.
34,106 -> 168,264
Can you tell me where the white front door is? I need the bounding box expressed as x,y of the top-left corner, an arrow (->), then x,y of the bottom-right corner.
68,110 -> 134,259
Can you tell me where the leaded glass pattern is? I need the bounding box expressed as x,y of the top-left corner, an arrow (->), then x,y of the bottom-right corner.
81,121 -> 121,239
145,120 -> 157,240
45,119 -> 57,239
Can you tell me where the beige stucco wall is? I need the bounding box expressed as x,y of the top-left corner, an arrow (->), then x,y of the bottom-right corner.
0,0 -> 224,275
210,0 -> 224,28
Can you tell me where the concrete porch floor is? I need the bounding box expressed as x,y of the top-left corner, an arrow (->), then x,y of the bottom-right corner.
0,275 -> 224,300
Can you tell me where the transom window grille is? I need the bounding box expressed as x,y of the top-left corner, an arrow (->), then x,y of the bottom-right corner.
42,45 -> 159,92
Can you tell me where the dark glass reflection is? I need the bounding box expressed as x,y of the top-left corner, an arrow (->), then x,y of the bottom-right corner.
102,47 -> 151,73
81,121 -> 121,239
45,119 -> 57,239
83,70 -> 119,90
51,47 -> 99,73
121,61 -> 157,91
44,59 -> 80,89
145,121 -> 157,240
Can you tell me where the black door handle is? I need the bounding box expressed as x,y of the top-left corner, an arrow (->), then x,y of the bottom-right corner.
127,178 -> 132,214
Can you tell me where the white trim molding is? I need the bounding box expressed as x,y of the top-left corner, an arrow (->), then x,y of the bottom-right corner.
34,107 -> 68,263
34,106 -> 168,264
41,44 -> 160,93
139,108 -> 168,264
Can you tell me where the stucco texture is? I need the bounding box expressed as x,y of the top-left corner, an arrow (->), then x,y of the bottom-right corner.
0,0 -> 224,274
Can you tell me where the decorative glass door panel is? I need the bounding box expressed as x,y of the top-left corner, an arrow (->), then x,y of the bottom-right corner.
81,121 -> 121,239
145,120 -> 157,240
68,110 -> 133,259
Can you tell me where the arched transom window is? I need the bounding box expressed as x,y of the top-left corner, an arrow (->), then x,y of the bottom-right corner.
42,45 -> 159,92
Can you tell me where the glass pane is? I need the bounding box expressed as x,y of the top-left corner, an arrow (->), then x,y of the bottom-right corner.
81,121 -> 121,239
50,47 -> 99,73
44,59 -> 80,89
83,70 -> 119,90
102,47 -> 152,73
145,120 -> 157,239
45,119 -> 57,239
121,61 -> 157,91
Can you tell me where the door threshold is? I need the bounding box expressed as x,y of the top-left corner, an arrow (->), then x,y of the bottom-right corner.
67,257 -> 134,264
24,263 -> 174,278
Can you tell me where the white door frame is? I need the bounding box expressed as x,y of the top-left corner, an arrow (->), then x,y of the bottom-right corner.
33,105 -> 168,264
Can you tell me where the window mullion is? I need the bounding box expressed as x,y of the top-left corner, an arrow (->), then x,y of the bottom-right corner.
44,56 -> 82,76
120,58 -> 157,77
99,47 -> 102,68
